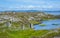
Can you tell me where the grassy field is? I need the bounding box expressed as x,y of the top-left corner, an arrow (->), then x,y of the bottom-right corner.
0,29 -> 60,38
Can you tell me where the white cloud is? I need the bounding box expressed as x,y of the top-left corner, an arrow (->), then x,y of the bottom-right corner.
1,5 -> 53,10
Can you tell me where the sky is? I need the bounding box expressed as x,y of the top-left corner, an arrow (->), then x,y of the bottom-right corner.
0,0 -> 60,11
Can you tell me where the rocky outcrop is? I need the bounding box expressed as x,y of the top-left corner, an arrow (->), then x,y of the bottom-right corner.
0,12 -> 56,30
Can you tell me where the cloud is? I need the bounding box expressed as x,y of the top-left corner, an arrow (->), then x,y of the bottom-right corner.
0,0 -> 60,11
0,4 -> 54,11
2,5 -> 53,10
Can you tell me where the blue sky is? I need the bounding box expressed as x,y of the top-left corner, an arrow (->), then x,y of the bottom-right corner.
0,0 -> 60,11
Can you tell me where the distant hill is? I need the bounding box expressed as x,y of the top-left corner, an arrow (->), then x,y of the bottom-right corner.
0,10 -> 40,12
0,10 -> 60,12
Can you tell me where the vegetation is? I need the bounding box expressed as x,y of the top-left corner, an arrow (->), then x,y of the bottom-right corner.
39,24 -> 46,26
0,12 -> 60,38
0,29 -> 60,38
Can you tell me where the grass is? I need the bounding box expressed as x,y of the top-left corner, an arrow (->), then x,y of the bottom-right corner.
39,24 -> 46,26
29,20 -> 40,24
0,29 -> 60,38
0,29 -> 49,38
